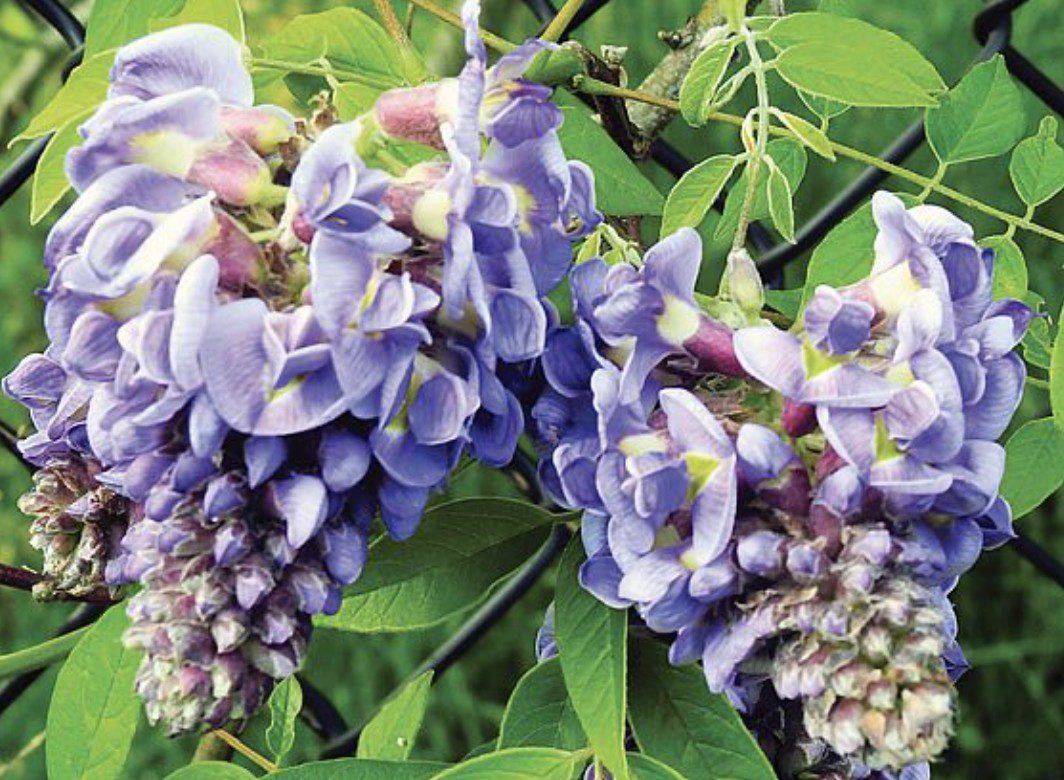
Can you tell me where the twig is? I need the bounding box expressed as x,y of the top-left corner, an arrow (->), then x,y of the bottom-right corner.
192,732 -> 234,763
373,0 -> 413,50
575,79 -> 1064,244
210,730 -> 278,774
0,562 -> 116,604
403,0 -> 516,53
0,626 -> 89,679
541,0 -> 585,43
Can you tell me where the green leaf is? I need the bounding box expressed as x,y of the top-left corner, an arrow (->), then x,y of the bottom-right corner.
985,234 -> 1028,300
270,759 -> 449,779
774,110 -> 835,160
266,676 -> 303,765
627,753 -> 686,780
358,671 -> 434,760
926,56 -> 1026,165
165,763 -> 256,780
715,138 -> 806,243
498,658 -> 586,751
768,12 -> 944,96
46,605 -> 142,780
775,43 -> 939,108
431,748 -> 581,779
798,91 -> 849,124
660,154 -> 738,238
627,638 -> 774,780
84,0 -> 184,57
801,201 -> 876,303
317,499 -> 558,632
1050,299 -> 1064,428
554,537 -> 628,779
31,117 -> 84,224
1010,116 -> 1064,208
1023,292 -> 1051,370
258,8 -> 422,96
556,95 -> 664,216
764,288 -> 803,320
335,83 -> 384,121
14,51 -> 114,142
679,37 -> 740,126
766,162 -> 795,242
1000,418 -> 1064,519
150,0 -> 245,42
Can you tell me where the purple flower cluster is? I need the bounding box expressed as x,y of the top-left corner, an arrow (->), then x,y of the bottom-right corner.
4,1 -> 597,735
532,193 -> 1030,776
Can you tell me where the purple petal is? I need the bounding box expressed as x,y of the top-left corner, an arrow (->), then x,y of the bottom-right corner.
270,475 -> 329,548
318,428 -> 371,492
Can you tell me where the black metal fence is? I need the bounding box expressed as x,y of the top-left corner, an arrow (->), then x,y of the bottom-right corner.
0,0 -> 1061,763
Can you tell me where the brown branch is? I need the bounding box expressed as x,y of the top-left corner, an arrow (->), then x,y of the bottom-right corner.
0,562 -> 116,604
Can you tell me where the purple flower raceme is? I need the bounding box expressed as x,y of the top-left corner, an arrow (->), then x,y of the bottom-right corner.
5,1 -> 597,735
529,196 -> 1029,777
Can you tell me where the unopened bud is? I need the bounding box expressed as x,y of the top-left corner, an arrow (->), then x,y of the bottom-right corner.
220,106 -> 293,155
723,248 -> 764,316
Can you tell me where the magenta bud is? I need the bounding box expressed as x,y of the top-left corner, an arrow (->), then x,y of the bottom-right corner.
206,211 -> 262,291
781,398 -> 816,438
683,315 -> 746,377
220,106 -> 293,155
807,504 -> 843,559
760,463 -> 812,516
815,446 -> 845,482
374,83 -> 450,149
188,137 -> 278,207
291,210 -> 316,245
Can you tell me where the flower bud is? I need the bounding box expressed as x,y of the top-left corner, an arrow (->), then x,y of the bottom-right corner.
722,248 -> 764,318
220,106 -> 294,155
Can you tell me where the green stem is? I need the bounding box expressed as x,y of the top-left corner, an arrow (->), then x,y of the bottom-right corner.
917,161 -> 947,203
574,80 -> 1064,244
0,626 -> 88,679
249,58 -> 395,91
403,0 -> 515,52
1026,374 -> 1050,390
541,0 -> 585,43
732,27 -> 771,252
211,730 -> 278,773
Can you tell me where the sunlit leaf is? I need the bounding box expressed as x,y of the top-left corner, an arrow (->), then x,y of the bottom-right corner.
926,56 -> 1026,164
358,671 -> 434,760
554,538 -> 627,779
1010,116 -> 1064,208
679,37 -> 740,126
14,51 -> 113,142
1000,418 -> 1064,519
46,606 -> 141,780
660,154 -> 738,237
266,676 -> 303,765
498,658 -> 586,751
985,234 -> 1028,300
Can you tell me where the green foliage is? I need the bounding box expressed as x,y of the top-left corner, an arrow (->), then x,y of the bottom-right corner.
431,747 -> 583,779
269,759 -> 448,779
767,12 -> 944,107
1010,116 -> 1064,209
627,753 -> 686,780
797,90 -> 849,125
556,95 -> 664,216
772,109 -> 835,160
660,154 -> 739,238
150,0 -> 246,41
83,0 -> 183,56
627,638 -> 774,780
166,763 -> 256,780
497,658 -> 586,751
926,56 -> 1026,165
316,499 -> 558,632
766,160 -> 795,242
30,118 -> 81,224
14,51 -> 113,142
1051,299 -> 1064,428
764,288 -> 803,320
266,676 -> 304,766
1023,292 -> 1052,370
801,200 -> 877,302
358,671 -> 434,761
45,606 -> 141,780
714,138 -> 806,242
554,538 -> 627,779
986,235 -> 1028,300
1000,418 -> 1064,520
679,37 -> 740,126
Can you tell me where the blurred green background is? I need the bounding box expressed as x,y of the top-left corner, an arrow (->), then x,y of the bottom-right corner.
0,0 -> 1061,777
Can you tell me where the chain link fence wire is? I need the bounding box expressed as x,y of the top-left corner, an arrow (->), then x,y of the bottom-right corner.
0,0 -> 1061,760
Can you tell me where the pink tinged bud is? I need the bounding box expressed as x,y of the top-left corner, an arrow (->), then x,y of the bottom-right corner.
188,136 -> 278,207
760,463 -> 813,516
206,211 -> 262,291
292,210 -> 316,244
683,315 -> 746,377
782,398 -> 817,437
220,106 -> 293,155
374,83 -> 452,149
808,505 -> 843,558
384,164 -> 448,234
